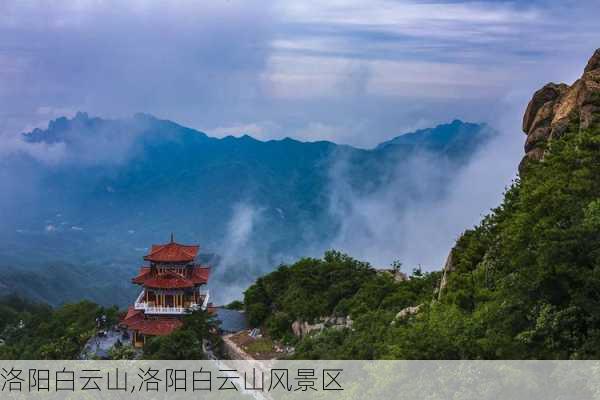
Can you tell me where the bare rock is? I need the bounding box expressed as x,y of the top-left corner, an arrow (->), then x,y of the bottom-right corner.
377,269 -> 408,282
291,320 -> 301,337
292,315 -> 352,337
522,83 -> 567,133
437,250 -> 454,299
551,80 -> 584,127
393,304 -> 423,323
524,127 -> 550,153
529,100 -> 558,134
584,49 -> 600,73
525,147 -> 545,162
520,49 -> 600,172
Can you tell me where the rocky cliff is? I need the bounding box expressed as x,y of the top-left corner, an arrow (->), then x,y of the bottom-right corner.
520,49 -> 600,170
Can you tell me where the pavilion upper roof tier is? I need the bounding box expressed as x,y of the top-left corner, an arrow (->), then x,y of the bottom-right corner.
143,240 -> 199,263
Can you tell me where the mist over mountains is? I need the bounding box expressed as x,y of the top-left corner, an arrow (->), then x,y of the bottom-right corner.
0,113 -> 495,305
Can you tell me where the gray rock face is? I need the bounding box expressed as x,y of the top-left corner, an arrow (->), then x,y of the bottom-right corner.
584,49 -> 600,73
520,48 -> 600,171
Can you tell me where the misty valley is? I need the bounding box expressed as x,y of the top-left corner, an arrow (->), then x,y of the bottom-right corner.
0,115 -> 493,307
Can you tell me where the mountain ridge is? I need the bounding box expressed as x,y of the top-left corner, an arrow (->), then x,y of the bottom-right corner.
23,111 -> 488,152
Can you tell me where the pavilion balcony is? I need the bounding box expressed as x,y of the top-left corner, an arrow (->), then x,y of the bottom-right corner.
133,290 -> 209,314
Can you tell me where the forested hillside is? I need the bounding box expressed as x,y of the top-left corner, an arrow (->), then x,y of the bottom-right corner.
244,251 -> 441,358
0,295 -> 218,360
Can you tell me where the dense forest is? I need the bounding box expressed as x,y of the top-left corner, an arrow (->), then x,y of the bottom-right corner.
244,117 -> 600,359
0,296 -> 119,359
0,295 -> 218,359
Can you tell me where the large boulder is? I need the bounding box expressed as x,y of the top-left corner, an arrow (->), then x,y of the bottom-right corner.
520,49 -> 600,172
522,83 -> 568,134
393,304 -> 423,322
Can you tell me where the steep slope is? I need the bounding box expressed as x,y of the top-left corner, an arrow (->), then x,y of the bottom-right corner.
431,48 -> 600,358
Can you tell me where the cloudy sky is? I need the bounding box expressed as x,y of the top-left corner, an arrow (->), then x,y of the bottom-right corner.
0,0 -> 599,148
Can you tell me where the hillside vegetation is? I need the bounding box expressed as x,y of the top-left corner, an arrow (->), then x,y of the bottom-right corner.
243,121 -> 600,359
244,251 -> 441,358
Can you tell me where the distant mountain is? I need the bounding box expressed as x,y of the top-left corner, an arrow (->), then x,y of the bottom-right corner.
0,114 -> 494,306
376,120 -> 489,152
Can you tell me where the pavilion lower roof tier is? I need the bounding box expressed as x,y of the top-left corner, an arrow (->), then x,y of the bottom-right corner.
121,307 -> 183,336
132,266 -> 210,289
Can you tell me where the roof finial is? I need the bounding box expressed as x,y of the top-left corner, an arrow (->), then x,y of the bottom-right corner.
170,232 -> 174,243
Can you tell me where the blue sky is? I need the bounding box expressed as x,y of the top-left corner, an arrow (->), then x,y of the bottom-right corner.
0,0 -> 599,147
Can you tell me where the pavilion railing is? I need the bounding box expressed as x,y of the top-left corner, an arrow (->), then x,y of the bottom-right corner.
133,290 -> 209,314
134,303 -> 202,314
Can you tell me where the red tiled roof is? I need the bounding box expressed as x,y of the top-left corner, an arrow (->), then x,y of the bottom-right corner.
121,308 -> 182,336
121,306 -> 144,325
132,266 -> 210,287
132,267 -> 151,284
144,241 -> 199,263
191,267 -> 210,285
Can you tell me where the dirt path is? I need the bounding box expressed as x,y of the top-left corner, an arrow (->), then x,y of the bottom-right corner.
222,333 -> 255,360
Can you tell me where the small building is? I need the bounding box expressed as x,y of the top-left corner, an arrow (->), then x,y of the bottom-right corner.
121,235 -> 211,347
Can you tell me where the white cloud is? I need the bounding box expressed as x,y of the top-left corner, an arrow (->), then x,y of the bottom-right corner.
328,123 -> 521,270
281,0 -> 539,23
0,132 -> 67,164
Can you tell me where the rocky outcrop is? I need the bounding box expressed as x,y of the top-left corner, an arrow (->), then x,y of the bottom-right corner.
521,48 -> 600,171
392,304 -> 423,324
377,269 -> 408,282
291,316 -> 353,337
585,49 -> 600,73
